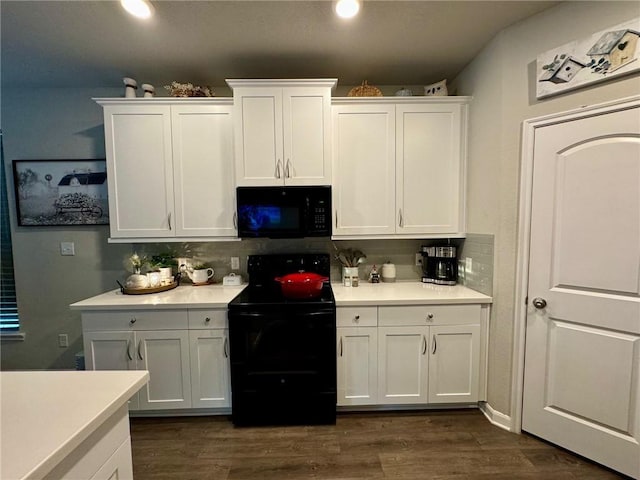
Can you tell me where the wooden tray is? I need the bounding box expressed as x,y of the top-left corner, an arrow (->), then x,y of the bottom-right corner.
121,282 -> 178,295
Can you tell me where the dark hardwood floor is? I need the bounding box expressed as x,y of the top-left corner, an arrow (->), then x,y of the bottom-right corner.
130,410 -> 626,480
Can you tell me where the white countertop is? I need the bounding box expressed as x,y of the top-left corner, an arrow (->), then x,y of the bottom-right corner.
332,282 -> 492,306
0,370 -> 149,480
69,284 -> 247,310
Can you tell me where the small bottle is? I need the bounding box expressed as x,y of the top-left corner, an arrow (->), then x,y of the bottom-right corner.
344,275 -> 351,287
352,275 -> 359,287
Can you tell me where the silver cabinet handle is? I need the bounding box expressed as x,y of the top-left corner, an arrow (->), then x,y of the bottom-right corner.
399,209 -> 403,227
339,336 -> 343,357
137,339 -> 143,361
335,210 -> 338,229
426,313 -> 434,322
205,317 -> 211,323
285,159 -> 291,178
223,336 -> 229,358
275,159 -> 282,179
126,339 -> 133,361
168,212 -> 172,230
422,335 -> 427,355
233,211 -> 237,230
354,315 -> 360,322
432,334 -> 437,354
532,297 -> 547,309
130,317 -> 137,326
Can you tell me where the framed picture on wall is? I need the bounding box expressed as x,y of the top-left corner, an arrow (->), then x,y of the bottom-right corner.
12,159 -> 109,226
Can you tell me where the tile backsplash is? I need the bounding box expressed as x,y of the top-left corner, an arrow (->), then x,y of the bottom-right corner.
457,233 -> 494,296
129,235 -> 493,296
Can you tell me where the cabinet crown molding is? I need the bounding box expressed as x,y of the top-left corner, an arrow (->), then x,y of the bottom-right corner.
226,78 -> 338,90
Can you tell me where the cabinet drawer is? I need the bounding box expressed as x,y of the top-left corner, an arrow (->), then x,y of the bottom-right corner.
82,310 -> 188,331
337,306 -> 377,327
188,309 -> 227,329
378,304 -> 480,327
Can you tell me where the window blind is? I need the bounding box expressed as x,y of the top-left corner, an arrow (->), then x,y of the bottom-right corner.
0,129 -> 19,331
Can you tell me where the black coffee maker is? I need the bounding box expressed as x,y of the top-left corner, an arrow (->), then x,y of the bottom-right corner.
420,245 -> 458,285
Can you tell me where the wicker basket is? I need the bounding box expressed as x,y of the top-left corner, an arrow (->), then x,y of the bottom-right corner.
347,80 -> 383,97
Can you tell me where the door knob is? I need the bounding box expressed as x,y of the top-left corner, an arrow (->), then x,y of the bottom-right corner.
532,297 -> 547,309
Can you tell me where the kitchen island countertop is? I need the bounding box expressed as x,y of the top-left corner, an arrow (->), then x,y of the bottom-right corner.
70,283 -> 247,311
0,370 -> 149,480
332,282 -> 492,306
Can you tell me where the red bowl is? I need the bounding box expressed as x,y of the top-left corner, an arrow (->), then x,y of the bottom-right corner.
274,272 -> 329,299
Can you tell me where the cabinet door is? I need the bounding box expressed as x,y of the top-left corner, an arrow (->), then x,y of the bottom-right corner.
378,326 -> 429,404
282,87 -> 331,185
332,104 -> 396,236
89,437 -> 134,480
337,327 -> 378,406
103,104 -> 174,238
396,103 -> 464,234
172,105 -> 237,237
136,330 -> 192,410
428,324 -> 480,404
84,331 -> 135,371
83,331 -> 139,410
189,329 -> 231,408
233,88 -> 283,186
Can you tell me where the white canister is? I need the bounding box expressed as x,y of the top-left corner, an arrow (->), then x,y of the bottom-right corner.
381,262 -> 396,282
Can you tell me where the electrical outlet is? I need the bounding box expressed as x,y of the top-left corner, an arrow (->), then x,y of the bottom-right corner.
465,257 -> 473,273
60,242 -> 75,256
58,334 -> 69,348
415,253 -> 423,266
231,257 -> 240,270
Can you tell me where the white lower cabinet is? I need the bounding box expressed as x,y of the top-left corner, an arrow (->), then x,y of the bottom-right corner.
337,326 -> 378,406
189,329 -> 231,408
82,308 -> 231,412
337,303 -> 485,408
378,326 -> 430,404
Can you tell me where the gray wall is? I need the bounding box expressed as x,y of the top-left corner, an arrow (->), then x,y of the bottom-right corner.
454,1 -> 640,416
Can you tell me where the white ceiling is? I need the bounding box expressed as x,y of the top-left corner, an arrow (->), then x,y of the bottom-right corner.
1,1 -> 559,91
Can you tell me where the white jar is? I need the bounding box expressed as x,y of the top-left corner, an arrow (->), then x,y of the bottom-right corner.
381,262 -> 396,282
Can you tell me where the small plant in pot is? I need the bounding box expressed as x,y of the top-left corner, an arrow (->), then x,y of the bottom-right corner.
187,263 -> 215,285
151,253 -> 179,283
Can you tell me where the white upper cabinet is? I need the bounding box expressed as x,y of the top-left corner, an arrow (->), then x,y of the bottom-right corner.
227,79 -> 336,186
171,105 -> 236,237
102,104 -> 175,239
96,99 -> 237,242
396,103 -> 464,235
332,97 -> 469,239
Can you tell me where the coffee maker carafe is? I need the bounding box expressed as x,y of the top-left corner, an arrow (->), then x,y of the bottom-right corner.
420,245 -> 458,285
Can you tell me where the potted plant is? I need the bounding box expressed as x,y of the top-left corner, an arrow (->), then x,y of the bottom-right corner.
187,263 -> 215,285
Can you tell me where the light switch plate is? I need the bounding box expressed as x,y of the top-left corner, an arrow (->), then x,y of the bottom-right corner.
60,242 -> 75,256
231,257 -> 240,270
465,257 -> 473,273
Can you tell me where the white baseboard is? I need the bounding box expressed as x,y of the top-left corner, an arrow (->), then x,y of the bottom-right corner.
479,401 -> 513,432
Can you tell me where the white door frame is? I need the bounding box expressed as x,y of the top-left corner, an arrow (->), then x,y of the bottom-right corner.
510,94 -> 640,434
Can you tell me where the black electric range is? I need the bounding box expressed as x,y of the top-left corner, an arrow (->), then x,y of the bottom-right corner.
228,253 -> 337,426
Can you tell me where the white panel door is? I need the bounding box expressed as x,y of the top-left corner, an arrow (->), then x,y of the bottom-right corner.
136,330 -> 192,410
103,105 -> 174,238
189,330 -> 231,408
396,104 -> 463,234
282,87 -> 331,185
378,326 -> 429,404
233,88 -> 283,186
523,103 -> 640,478
428,324 -> 480,403
337,327 -> 378,406
172,105 -> 237,237
332,104 -> 396,236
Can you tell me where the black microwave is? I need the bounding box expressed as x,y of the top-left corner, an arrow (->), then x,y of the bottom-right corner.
236,186 -> 332,238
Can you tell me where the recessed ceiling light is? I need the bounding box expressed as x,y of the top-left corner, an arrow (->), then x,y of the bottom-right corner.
335,0 -> 361,19
120,0 -> 154,19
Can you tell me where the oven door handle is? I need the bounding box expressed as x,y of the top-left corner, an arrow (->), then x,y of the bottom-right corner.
231,311 -> 333,318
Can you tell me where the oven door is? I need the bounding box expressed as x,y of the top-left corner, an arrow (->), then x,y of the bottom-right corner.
228,306 -> 336,425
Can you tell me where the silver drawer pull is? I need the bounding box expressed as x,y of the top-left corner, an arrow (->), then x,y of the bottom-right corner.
354,315 -> 360,322
205,317 -> 211,323
426,313 -> 434,322
130,318 -> 137,325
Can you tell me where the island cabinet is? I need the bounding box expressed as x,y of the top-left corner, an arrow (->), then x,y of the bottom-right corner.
332,97 -> 469,239
336,302 -> 486,408
95,99 -> 237,242
227,79 -> 336,186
